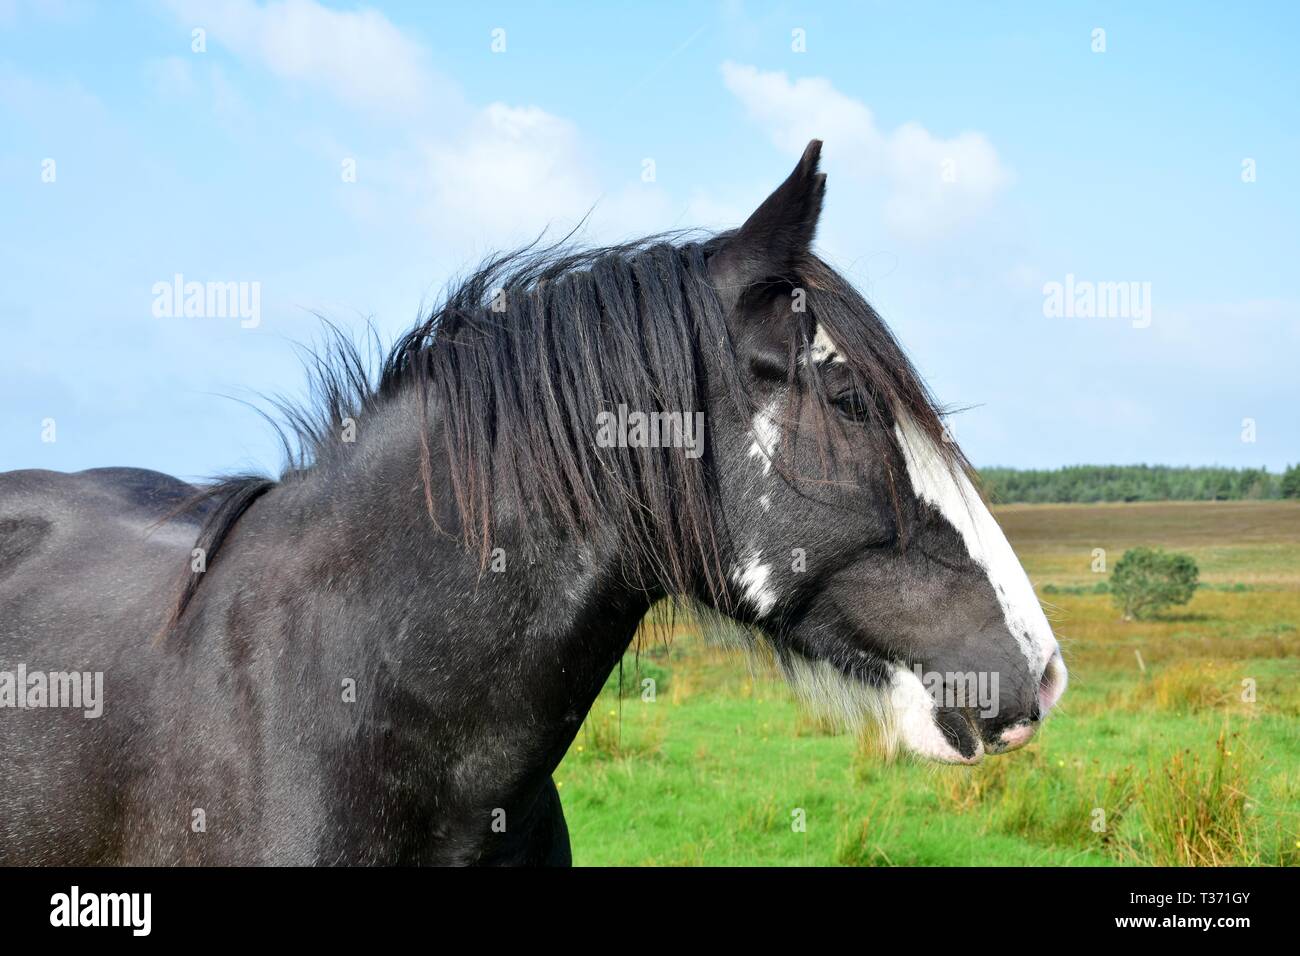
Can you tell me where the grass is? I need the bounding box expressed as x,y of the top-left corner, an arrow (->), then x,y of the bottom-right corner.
557,501 -> 1300,866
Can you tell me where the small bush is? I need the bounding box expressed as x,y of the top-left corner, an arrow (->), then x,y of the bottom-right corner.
1110,547 -> 1199,620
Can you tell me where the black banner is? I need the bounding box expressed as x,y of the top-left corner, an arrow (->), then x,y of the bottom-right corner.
0,866 -> 1287,941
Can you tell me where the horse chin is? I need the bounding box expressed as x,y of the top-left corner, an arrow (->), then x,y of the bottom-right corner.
779,651 -> 1002,766
887,669 -> 986,765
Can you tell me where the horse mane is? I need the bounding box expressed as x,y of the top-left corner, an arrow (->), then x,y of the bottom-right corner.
161,232 -> 965,633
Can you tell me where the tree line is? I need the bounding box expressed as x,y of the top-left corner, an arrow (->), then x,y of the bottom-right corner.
979,464 -> 1300,503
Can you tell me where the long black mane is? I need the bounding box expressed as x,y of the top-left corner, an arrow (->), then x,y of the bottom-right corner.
165,233 -> 964,630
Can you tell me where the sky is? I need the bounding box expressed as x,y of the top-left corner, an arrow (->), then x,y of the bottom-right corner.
1,0 -> 1297,481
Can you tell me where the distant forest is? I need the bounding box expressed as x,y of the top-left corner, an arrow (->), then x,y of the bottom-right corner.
979,464 -> 1300,503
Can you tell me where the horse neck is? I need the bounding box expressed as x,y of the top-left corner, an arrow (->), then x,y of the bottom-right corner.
287,387 -> 659,775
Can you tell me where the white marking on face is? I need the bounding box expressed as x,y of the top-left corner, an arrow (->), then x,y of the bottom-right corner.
806,324 -> 845,366
758,493 -> 771,511
764,322 -> 1062,762
885,664 -> 981,763
731,550 -> 777,617
747,400 -> 780,476
893,413 -> 1058,677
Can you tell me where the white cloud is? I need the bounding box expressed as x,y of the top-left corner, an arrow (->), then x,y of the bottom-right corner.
721,61 -> 1011,241
163,0 -> 447,117
720,62 -> 883,161
421,102 -> 707,249
423,104 -> 595,239
156,0 -> 687,250
883,122 -> 1010,239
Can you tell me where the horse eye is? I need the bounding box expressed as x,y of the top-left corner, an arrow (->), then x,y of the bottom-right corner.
831,388 -> 873,422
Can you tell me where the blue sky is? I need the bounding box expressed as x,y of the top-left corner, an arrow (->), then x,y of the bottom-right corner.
2,0 -> 1297,480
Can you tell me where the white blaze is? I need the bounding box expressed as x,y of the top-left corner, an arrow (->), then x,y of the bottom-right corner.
771,321 -> 1062,763
893,413 -> 1057,677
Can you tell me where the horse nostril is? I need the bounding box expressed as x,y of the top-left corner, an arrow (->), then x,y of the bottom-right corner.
1038,650 -> 1068,714
1029,700 -> 1042,722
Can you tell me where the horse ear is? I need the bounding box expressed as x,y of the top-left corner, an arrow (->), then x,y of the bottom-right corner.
710,139 -> 826,313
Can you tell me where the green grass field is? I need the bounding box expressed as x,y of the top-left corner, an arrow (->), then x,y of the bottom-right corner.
557,501 -> 1300,866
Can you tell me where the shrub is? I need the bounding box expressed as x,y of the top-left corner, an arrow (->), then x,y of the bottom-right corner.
1110,547 -> 1199,620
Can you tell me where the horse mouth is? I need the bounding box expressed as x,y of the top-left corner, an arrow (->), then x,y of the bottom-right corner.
922,650 -> 1068,765
931,709 -> 990,764
927,710 -> 1032,764
781,649 -> 1065,766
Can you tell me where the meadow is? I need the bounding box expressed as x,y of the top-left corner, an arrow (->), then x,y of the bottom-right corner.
556,501 -> 1300,866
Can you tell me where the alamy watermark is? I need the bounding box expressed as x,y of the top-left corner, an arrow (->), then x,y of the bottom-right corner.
909,664 -> 1000,718
152,273 -> 261,328
50,886 -> 150,936
0,664 -> 103,718
595,404 -> 705,459
1042,273 -> 1152,328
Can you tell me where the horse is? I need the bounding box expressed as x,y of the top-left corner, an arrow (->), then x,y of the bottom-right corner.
0,141 -> 1066,865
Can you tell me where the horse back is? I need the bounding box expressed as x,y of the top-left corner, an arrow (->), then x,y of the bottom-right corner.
0,467 -> 199,864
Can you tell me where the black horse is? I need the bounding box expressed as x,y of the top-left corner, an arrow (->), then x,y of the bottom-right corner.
0,142 -> 1065,865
